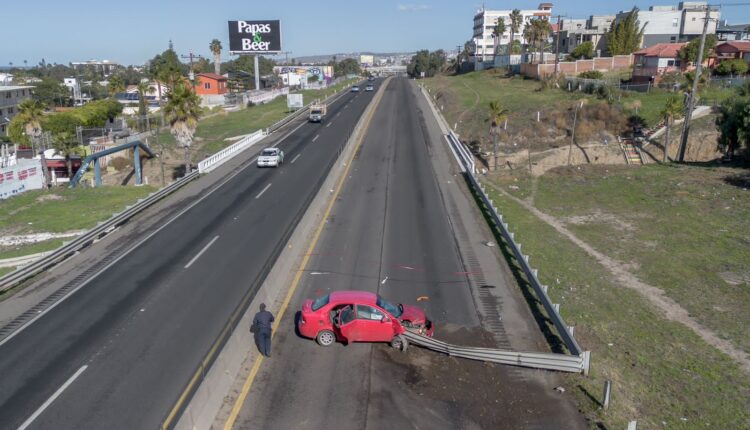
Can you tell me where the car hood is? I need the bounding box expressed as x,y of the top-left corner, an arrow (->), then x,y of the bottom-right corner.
399,304 -> 427,324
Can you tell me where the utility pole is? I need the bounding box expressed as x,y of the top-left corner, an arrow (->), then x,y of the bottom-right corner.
254,55 -> 260,90
180,52 -> 205,80
554,15 -> 562,74
677,5 -> 712,162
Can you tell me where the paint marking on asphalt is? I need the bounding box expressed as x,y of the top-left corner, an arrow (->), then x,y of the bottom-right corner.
336,112 -> 341,117
312,134 -> 319,142
184,235 -> 220,269
290,154 -> 301,164
18,365 -> 88,430
222,77 -> 390,430
381,276 -> 389,285
326,122 -> 332,128
255,183 -> 272,199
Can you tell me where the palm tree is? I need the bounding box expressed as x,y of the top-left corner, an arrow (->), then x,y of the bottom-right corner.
487,100 -> 509,171
51,131 -> 80,179
107,75 -> 125,98
533,18 -> 552,64
522,21 -> 536,63
660,95 -> 684,162
493,18 -> 507,57
209,39 -> 222,75
17,100 -> 50,185
136,80 -> 155,122
509,9 -> 523,56
164,81 -> 202,175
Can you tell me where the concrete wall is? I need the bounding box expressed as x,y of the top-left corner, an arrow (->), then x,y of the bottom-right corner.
521,55 -> 633,78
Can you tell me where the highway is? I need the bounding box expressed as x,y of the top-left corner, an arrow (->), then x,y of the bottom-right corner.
0,83 -> 376,429
231,78 -> 588,428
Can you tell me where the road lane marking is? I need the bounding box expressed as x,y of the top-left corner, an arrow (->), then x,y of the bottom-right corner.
312,134 -> 319,142
184,235 -> 220,269
336,112 -> 341,117
381,276 -> 389,284
290,154 -> 301,164
222,77 -> 391,430
326,122 -> 332,128
18,365 -> 88,430
255,183 -> 272,199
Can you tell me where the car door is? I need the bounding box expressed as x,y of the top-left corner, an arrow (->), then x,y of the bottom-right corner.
354,305 -> 393,342
336,305 -> 361,342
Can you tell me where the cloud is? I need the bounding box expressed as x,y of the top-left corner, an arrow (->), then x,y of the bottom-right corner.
397,4 -> 429,12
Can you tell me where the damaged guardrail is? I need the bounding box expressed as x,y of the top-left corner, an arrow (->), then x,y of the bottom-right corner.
421,85 -> 590,375
402,331 -> 590,374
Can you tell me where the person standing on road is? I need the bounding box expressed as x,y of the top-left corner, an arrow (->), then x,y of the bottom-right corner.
252,303 -> 275,357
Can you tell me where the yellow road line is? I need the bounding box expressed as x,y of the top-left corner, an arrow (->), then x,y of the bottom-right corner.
222,78 -> 391,430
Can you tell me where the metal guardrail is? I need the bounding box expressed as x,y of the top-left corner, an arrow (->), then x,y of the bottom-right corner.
198,129 -> 266,173
0,170 -> 199,293
402,331 -> 589,374
421,85 -> 590,374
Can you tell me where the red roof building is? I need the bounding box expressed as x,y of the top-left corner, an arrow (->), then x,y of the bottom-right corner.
194,73 -> 228,95
632,43 -> 689,83
714,40 -> 750,64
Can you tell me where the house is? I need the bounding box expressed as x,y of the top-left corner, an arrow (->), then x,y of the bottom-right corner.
632,42 -> 689,82
717,20 -> 750,41
0,85 -> 34,136
471,3 -> 554,64
194,73 -> 228,96
557,15 -> 615,56
614,2 -> 720,49
714,40 -> 750,64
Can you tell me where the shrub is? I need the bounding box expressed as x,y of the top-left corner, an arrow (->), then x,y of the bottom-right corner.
570,41 -> 595,60
716,59 -> 748,76
110,156 -> 132,172
578,70 -> 604,80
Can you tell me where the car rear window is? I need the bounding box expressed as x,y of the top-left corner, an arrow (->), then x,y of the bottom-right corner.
261,149 -> 276,156
311,294 -> 330,311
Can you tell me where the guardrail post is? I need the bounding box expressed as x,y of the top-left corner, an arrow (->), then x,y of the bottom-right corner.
542,284 -> 548,293
627,420 -> 637,430
532,268 -> 538,277
567,325 -> 575,336
553,303 -> 560,313
582,350 -> 591,375
602,380 -> 611,409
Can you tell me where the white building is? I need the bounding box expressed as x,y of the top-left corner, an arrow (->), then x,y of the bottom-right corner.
71,60 -> 120,77
472,3 -> 553,62
0,86 -> 34,136
614,2 -> 720,49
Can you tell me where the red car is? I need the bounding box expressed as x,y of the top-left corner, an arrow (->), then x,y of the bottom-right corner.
298,290 -> 434,347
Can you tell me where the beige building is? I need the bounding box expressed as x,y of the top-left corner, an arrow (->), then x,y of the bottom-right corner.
471,3 -> 554,63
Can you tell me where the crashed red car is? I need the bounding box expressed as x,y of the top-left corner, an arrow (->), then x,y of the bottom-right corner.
298,290 -> 434,347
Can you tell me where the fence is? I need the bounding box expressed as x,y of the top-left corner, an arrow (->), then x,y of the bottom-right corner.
522,55 -> 633,79
197,130 -> 266,174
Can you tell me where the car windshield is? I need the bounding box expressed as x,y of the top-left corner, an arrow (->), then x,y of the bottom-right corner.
261,149 -> 277,156
376,295 -> 402,317
311,294 -> 330,311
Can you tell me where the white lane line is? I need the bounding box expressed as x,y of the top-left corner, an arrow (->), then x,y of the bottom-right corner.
336,112 -> 342,117
381,276 -> 389,285
255,183 -> 272,199
18,365 -> 88,430
312,134 -> 319,142
184,235 -> 220,269
290,154 -> 301,164
326,122 -> 332,128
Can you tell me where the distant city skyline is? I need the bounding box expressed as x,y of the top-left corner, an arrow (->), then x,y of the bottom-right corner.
2,0 -> 749,66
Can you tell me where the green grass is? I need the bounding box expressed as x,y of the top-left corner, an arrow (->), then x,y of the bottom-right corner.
156,78 -> 359,157
0,186 -> 156,235
478,175 -> 750,429
527,164 -> 750,356
0,239 -> 65,260
0,267 -> 13,277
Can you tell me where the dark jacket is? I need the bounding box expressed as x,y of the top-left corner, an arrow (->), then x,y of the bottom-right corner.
253,310 -> 275,331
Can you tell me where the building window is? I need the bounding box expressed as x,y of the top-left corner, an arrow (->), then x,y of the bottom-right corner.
670,36 -> 677,41
675,60 -> 682,67
667,60 -> 675,66
204,82 -> 211,89
692,17 -> 697,21
672,18 -> 679,27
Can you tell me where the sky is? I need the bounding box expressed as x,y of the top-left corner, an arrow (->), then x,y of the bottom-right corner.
2,0 -> 749,66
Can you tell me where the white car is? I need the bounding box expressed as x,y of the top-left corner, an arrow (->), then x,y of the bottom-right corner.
351,85 -> 360,92
365,84 -> 374,92
257,147 -> 284,167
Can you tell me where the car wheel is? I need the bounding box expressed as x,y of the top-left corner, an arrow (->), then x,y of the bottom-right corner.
316,330 -> 336,347
390,334 -> 408,352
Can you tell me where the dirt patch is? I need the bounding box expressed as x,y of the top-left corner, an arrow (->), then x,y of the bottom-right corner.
563,209 -> 636,233
374,324 -> 587,429
719,271 -> 750,286
35,194 -> 63,202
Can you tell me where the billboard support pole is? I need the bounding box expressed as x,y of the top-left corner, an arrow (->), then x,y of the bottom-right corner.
254,55 -> 260,90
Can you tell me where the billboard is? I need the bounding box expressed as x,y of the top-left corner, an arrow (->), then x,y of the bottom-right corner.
273,66 -> 334,85
287,93 -> 303,109
0,159 -> 44,200
228,20 -> 281,53
360,55 -> 374,66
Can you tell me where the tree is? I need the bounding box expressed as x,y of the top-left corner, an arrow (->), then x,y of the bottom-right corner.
209,39 -> 222,75
8,99 -> 44,147
493,18 -> 507,56
333,58 -> 360,77
531,18 -> 552,64
510,40 -> 522,55
107,75 -> 125,98
44,112 -> 83,178
522,22 -> 536,62
606,8 -> 646,55
163,81 -> 201,175
716,96 -> 750,157
660,95 -> 684,162
509,9 -> 523,56
679,34 -> 717,64
570,41 -> 595,60
32,77 -> 69,107
407,50 -> 446,78
716,59 -> 749,76
487,100 -> 509,170
137,80 -> 154,119
148,44 -> 185,104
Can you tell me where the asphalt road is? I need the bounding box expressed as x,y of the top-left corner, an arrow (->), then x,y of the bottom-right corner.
0,83 -> 377,429
233,78 -> 588,429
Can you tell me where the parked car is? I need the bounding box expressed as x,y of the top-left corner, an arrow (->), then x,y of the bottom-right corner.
297,290 -> 434,347
256,147 -> 284,167
351,85 -> 360,92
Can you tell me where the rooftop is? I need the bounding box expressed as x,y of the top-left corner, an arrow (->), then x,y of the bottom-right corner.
720,40 -> 750,50
197,72 -> 227,81
0,85 -> 34,91
634,42 -> 687,57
